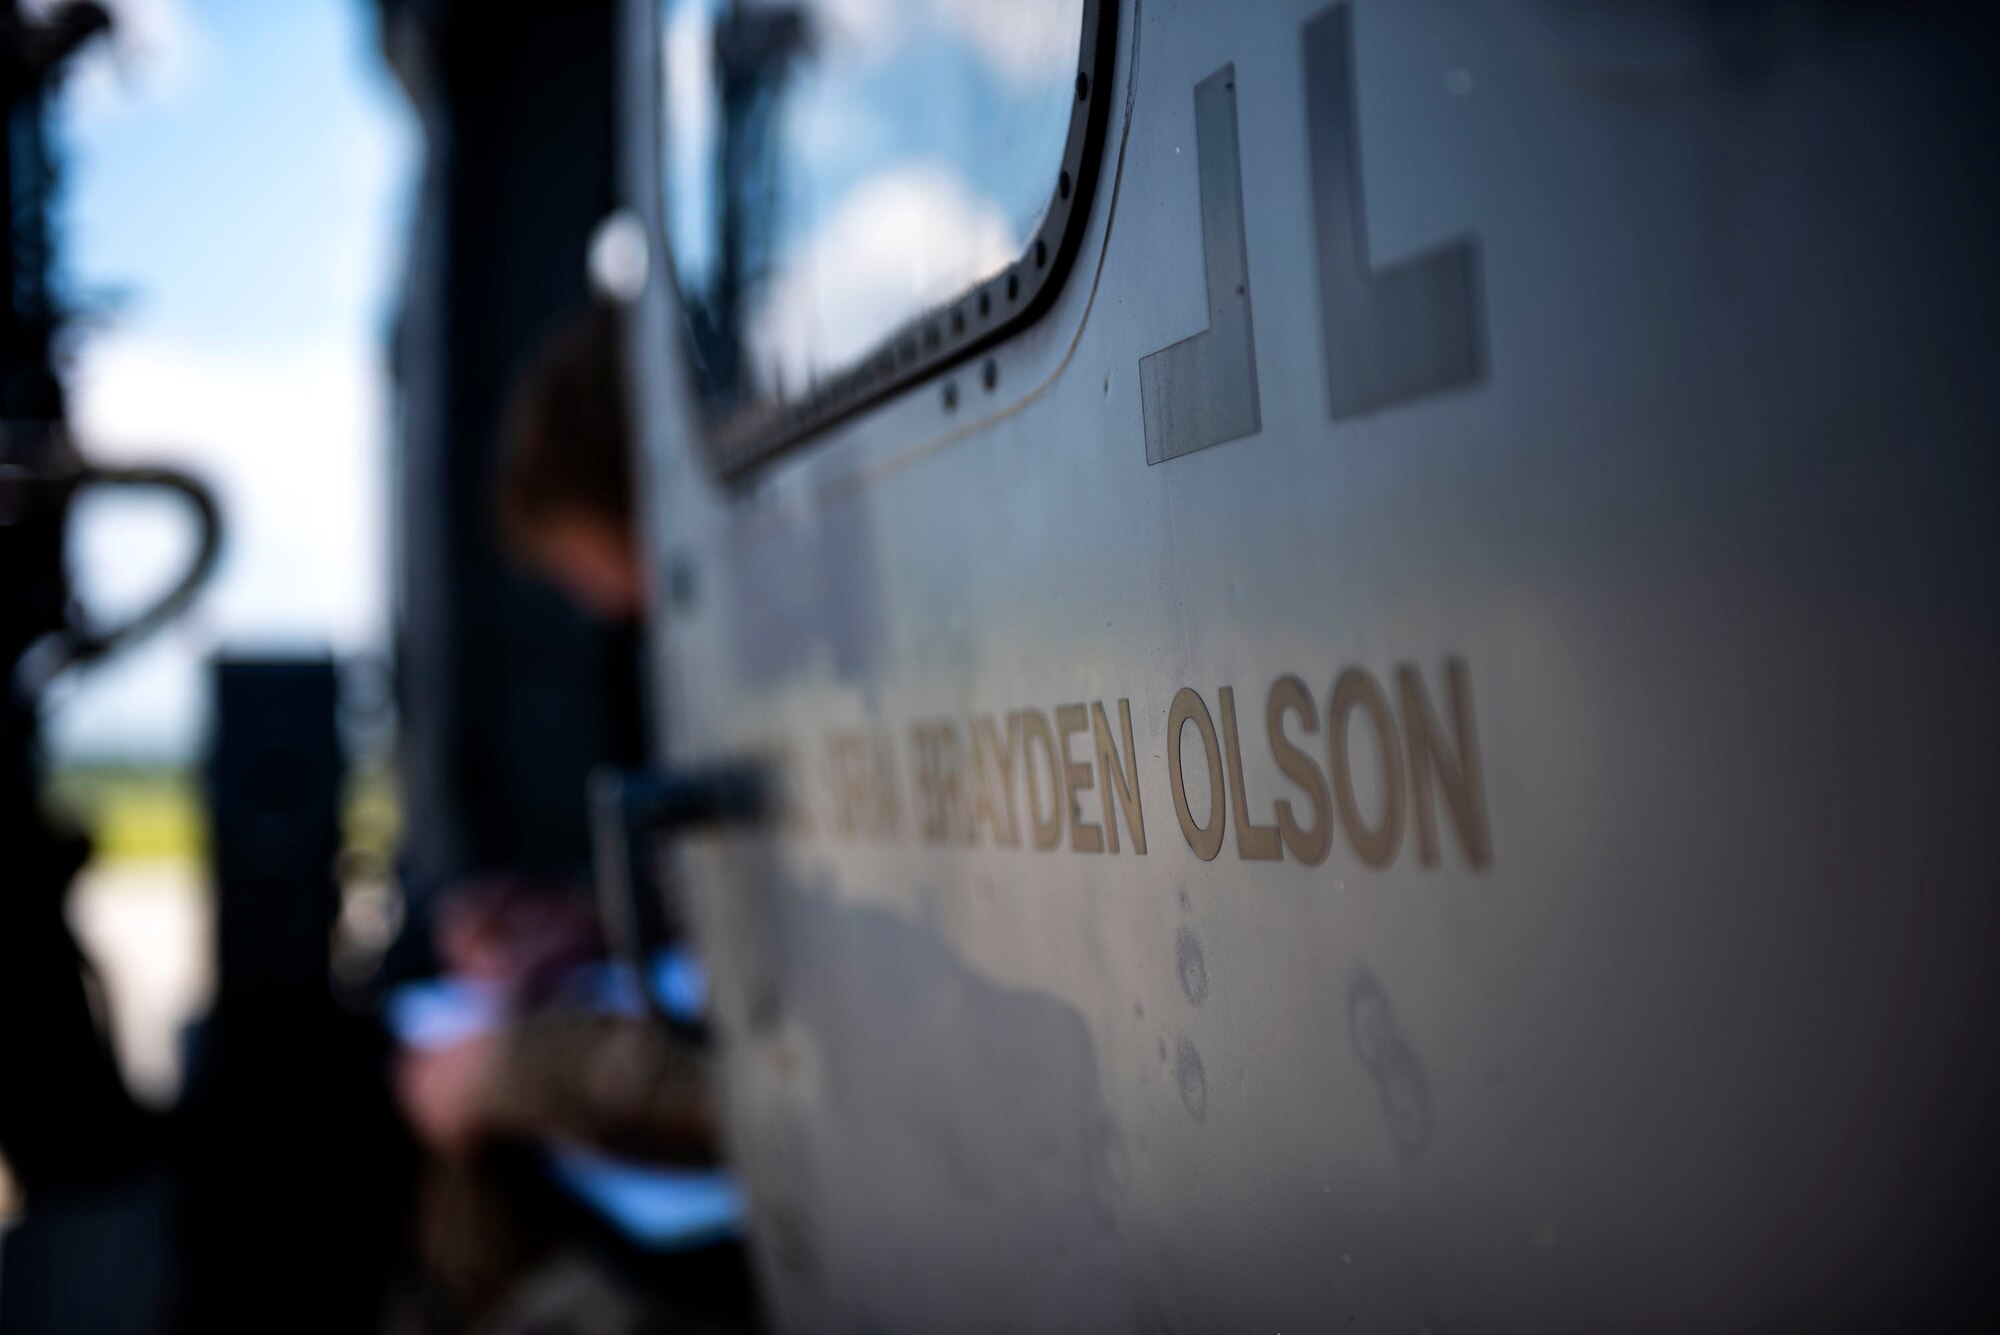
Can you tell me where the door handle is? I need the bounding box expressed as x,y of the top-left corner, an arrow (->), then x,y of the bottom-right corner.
589,765 -> 765,1037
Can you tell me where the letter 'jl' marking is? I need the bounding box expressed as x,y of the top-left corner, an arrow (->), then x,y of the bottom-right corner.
1139,9 -> 1487,464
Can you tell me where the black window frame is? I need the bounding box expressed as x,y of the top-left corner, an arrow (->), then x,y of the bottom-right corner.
659,0 -> 1120,480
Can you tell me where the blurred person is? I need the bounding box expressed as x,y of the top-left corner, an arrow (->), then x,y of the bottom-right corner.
391,305 -> 754,1335
393,875 -> 715,1162
495,303 -> 646,623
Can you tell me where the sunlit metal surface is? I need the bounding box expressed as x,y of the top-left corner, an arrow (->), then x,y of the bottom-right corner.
624,0 -> 2000,1327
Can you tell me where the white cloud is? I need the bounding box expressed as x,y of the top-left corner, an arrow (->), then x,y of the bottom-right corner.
813,0 -> 1082,86
47,0 -> 217,127
661,0 -> 721,277
926,0 -> 1083,86
748,163 -> 1015,391
45,328 -> 390,760
70,329 -> 388,647
663,0 -> 717,160
812,0 -> 892,48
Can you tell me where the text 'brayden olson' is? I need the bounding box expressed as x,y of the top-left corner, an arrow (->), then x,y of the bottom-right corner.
794,659 -> 1490,872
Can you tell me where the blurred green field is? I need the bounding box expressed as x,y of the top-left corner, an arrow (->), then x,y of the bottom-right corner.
46,766 -> 204,864
46,765 -> 399,867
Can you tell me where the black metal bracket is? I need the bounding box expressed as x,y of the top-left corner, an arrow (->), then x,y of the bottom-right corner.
3,459 -> 222,700
589,764 -> 766,1036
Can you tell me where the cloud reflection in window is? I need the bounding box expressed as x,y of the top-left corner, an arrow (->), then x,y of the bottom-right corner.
658,0 -> 1083,420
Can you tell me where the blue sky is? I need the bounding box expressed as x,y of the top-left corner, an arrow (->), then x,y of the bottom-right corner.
44,0 -> 416,761
62,0 -> 402,348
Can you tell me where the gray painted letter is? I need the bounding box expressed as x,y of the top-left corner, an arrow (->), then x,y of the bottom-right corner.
1139,66 -> 1261,465
1306,4 -> 1484,418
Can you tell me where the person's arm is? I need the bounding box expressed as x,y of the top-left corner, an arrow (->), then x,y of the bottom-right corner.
481,1011 -> 719,1165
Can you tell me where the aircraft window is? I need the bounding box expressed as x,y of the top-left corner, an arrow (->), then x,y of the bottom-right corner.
657,0 -> 1115,475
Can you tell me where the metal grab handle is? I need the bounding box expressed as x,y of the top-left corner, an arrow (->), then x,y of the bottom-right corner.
14,463 -> 223,692
590,765 -> 765,1038
66,464 -> 223,666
